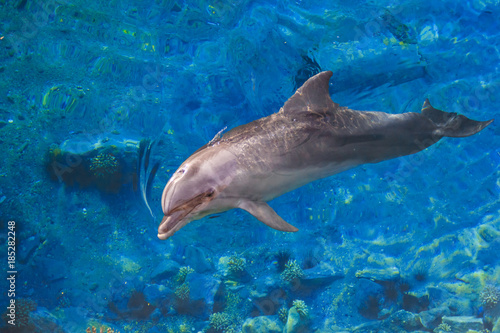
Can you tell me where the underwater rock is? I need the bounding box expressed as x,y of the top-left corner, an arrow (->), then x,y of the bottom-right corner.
248,275 -> 286,317
184,245 -> 213,273
69,288 -> 108,315
315,321 -> 350,333
419,306 -> 451,330
184,272 -> 221,317
302,262 -> 344,286
242,316 -> 283,333
187,272 -> 221,301
477,224 -> 500,243
430,287 -> 474,317
218,255 -> 251,282
29,307 -> 66,332
383,310 -> 423,331
355,278 -> 385,320
58,307 -> 91,331
476,238 -> 500,265
250,275 -> 282,299
493,317 -> 500,333
108,290 -> 155,321
249,289 -> 287,317
288,263 -> 344,297
355,266 -> 400,281
36,258 -> 67,285
45,136 -> 158,196
149,308 -> 163,327
143,284 -> 171,306
427,286 -> 451,307
441,315 -> 483,333
353,310 -> 423,332
284,306 -> 310,333
18,235 -> 41,264
402,292 -> 430,313
150,259 -> 180,282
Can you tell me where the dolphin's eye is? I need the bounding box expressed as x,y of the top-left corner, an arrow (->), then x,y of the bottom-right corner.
177,169 -> 185,174
207,190 -> 215,198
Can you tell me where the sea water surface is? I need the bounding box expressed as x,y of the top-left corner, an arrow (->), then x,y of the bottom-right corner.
0,0 -> 499,332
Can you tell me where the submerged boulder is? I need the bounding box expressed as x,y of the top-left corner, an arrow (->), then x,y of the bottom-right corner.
493,317 -> 500,333
353,310 -> 423,332
284,306 -> 311,333
184,245 -> 213,273
242,316 -> 283,333
150,260 -> 180,282
46,136 -> 157,194
143,284 -> 171,306
175,272 -> 221,318
441,316 -> 483,333
419,306 -> 451,330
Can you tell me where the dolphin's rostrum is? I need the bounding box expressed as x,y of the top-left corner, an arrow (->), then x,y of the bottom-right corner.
158,71 -> 493,240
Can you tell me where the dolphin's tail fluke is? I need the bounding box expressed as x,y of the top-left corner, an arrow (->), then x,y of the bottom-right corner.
422,99 -> 493,137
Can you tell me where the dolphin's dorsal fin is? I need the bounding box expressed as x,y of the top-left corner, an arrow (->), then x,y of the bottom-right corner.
282,71 -> 339,117
238,200 -> 299,232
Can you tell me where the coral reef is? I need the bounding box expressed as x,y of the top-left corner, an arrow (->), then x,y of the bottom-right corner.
16,298 -> 37,327
228,256 -> 246,273
175,283 -> 190,301
57,291 -> 71,308
175,266 -> 194,283
165,317 -> 194,333
281,260 -> 304,282
86,326 -> 120,333
209,312 -> 235,332
173,266 -> 194,302
278,306 -> 288,323
433,322 -> 452,332
292,300 -> 309,317
225,292 -> 242,312
480,284 -> 500,308
90,152 -> 119,178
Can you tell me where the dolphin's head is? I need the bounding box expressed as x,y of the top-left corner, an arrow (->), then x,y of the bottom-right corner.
158,148 -> 237,240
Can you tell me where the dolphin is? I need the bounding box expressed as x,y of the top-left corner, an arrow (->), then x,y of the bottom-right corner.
158,71 -> 493,240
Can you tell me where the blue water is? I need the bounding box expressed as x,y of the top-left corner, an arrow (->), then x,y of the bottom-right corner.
0,0 -> 499,332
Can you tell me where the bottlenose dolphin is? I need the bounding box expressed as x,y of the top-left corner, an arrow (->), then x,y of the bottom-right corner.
158,71 -> 493,240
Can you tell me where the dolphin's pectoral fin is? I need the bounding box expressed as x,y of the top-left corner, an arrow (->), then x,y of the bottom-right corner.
238,200 -> 299,232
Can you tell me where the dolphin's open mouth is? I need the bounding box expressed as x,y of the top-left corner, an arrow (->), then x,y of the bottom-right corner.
157,217 -> 174,240
157,210 -> 186,240
158,189 -> 217,240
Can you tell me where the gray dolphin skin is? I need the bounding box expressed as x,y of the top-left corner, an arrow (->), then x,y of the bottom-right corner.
158,71 -> 493,240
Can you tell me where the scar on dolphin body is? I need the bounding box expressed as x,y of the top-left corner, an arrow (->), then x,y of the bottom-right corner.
157,71 -> 494,240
